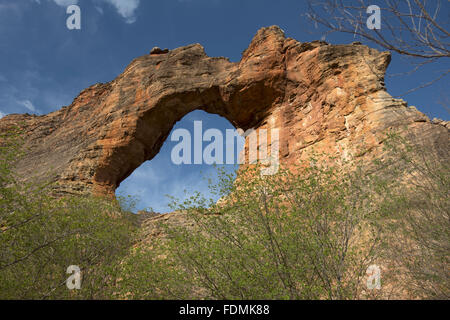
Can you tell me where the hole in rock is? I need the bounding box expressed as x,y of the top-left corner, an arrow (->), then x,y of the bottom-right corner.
115,110 -> 245,214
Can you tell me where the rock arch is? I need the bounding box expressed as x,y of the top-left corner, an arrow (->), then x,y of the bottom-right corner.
1,26 -> 448,197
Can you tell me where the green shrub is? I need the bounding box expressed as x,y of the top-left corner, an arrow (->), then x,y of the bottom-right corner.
115,134 -> 449,300
116,160 -> 387,299
2,127 -> 447,300
0,128 -> 136,299
378,134 -> 450,299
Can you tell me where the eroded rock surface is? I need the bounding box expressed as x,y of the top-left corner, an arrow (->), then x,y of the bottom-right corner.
1,26 -> 448,197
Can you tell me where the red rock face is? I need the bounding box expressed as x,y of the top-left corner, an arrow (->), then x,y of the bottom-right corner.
0,26 -> 448,197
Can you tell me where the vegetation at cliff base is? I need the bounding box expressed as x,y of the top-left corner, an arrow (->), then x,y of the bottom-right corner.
115,134 -> 449,300
0,128 -> 135,299
0,129 -> 448,299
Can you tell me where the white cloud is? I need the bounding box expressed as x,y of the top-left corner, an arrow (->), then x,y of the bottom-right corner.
33,0 -> 140,24
0,111 -> 5,119
116,157 -> 226,213
101,0 -> 140,24
17,99 -> 38,113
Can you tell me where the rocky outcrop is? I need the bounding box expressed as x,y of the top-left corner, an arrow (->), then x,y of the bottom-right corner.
150,47 -> 169,55
0,26 -> 448,197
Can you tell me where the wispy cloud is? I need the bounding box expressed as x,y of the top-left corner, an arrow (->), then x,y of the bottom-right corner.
95,6 -> 104,15
32,0 -> 140,24
100,0 -> 140,24
0,111 -> 6,119
17,99 -> 39,114
117,158 -> 229,213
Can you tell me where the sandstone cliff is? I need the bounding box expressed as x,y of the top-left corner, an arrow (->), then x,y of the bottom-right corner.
0,26 -> 448,197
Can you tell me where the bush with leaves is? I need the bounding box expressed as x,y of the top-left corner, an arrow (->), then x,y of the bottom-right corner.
116,157 -> 391,300
377,134 -> 449,299
0,127 -> 136,299
116,133 -> 449,300
2,126 -> 447,300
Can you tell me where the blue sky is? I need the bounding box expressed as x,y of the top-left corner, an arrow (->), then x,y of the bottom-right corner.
0,0 -> 448,212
